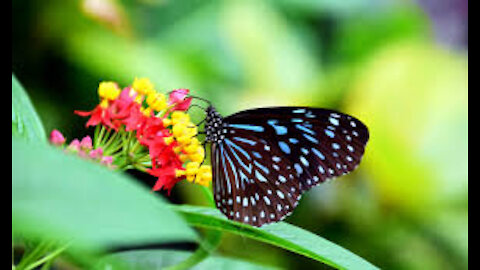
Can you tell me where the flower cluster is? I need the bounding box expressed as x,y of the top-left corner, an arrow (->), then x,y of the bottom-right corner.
50,78 -> 212,194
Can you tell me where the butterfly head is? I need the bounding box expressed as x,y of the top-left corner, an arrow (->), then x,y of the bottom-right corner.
205,105 -> 227,143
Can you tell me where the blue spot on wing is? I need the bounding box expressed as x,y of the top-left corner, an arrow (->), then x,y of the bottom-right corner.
267,120 -> 288,135
329,117 -> 340,126
312,148 -> 325,160
296,124 -> 315,135
289,138 -> 299,144
294,163 -> 303,175
278,141 -> 291,154
233,137 -> 257,146
325,129 -> 335,138
303,134 -> 319,144
229,124 -> 264,132
292,108 -> 306,113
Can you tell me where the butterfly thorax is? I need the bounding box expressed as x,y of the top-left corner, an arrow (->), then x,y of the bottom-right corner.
205,106 -> 227,143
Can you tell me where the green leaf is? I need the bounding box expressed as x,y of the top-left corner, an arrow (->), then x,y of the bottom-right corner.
172,205 -> 378,270
95,250 -> 278,270
12,74 -> 46,142
12,137 -> 197,252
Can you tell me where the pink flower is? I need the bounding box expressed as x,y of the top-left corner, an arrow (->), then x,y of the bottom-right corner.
168,89 -> 192,111
101,156 -> 113,165
67,139 -> 81,152
80,136 -> 93,150
49,130 -> 66,146
89,148 -> 104,159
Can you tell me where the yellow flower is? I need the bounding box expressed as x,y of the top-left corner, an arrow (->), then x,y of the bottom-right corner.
134,95 -> 143,104
184,143 -> 200,154
146,92 -> 167,111
172,123 -> 187,138
163,118 -> 172,127
186,144 -> 205,163
99,99 -> 110,109
132,77 -> 155,96
175,169 -> 186,178
185,162 -> 200,176
171,111 -> 190,125
98,81 -> 120,101
164,136 -> 174,145
189,153 -> 204,163
178,136 -> 193,146
140,107 -> 153,117
194,165 -> 212,186
179,154 -> 189,163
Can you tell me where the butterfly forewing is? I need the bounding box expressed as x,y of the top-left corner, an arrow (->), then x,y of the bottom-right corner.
207,106 -> 369,227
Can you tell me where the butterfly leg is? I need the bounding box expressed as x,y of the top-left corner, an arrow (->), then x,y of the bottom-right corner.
195,118 -> 206,126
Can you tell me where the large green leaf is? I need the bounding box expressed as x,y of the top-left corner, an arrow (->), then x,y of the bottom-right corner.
12,74 -> 46,142
96,250 -> 278,270
12,137 -> 197,251
172,205 -> 378,270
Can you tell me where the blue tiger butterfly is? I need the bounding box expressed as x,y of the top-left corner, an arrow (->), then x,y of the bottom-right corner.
200,104 -> 369,227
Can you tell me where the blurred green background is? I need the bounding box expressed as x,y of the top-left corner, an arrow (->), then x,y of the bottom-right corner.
12,0 -> 467,269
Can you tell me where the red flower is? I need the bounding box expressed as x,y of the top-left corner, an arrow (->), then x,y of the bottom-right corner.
148,166 -> 183,194
120,102 -> 146,132
75,105 -> 119,130
148,156 -> 184,194
136,116 -> 168,146
75,88 -> 136,130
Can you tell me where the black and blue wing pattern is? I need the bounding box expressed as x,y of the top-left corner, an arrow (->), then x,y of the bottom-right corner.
207,107 -> 369,227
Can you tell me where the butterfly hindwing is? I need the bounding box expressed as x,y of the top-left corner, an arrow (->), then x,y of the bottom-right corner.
208,106 -> 369,227
214,135 -> 304,226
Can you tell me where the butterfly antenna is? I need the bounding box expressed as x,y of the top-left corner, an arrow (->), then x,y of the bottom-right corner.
186,104 -> 209,127
188,104 -> 207,112
187,95 -> 212,106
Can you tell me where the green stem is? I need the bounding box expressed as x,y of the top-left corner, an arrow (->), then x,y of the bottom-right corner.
94,126 -> 105,149
16,241 -> 52,270
132,153 -> 150,163
23,242 -> 70,270
103,141 -> 124,156
100,128 -> 113,146
130,140 -> 143,155
93,125 -> 101,148
101,130 -> 119,150
132,164 -> 148,172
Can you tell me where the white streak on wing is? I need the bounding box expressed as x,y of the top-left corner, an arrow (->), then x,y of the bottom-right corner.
224,139 -> 252,173
220,144 -> 233,193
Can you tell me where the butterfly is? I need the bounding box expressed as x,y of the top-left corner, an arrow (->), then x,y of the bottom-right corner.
201,105 -> 369,227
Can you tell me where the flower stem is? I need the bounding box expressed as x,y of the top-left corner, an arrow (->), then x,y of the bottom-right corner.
94,126 -> 106,148
16,241 -> 52,270
102,130 -> 119,150
23,242 -> 70,270
93,125 -> 101,148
